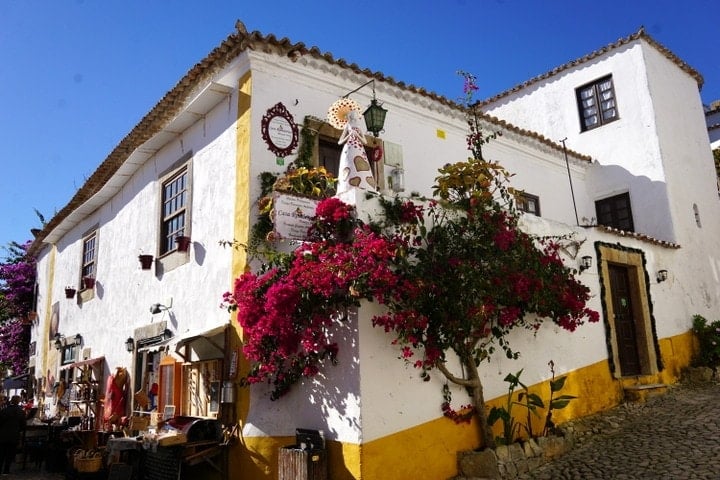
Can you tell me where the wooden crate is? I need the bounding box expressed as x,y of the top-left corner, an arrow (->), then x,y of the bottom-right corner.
278,447 -> 327,480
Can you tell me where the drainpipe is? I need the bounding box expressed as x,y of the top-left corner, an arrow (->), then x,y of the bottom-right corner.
560,138 -> 580,226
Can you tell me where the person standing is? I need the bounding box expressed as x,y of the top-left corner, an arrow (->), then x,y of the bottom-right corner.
0,395 -> 26,475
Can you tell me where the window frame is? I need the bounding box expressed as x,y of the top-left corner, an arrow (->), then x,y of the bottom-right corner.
60,345 -> 79,366
576,75 -> 619,132
160,168 -> 189,255
157,153 -> 193,259
80,230 -> 97,284
182,359 -> 222,418
77,227 -> 98,302
595,192 -> 634,232
515,192 -> 541,216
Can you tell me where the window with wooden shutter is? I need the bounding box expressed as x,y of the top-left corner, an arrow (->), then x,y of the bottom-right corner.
576,75 -> 619,131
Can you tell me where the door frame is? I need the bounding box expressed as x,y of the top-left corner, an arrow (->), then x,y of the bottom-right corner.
596,242 -> 662,378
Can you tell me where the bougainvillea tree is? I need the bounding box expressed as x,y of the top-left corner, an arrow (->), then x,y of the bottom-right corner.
0,240 -> 35,375
0,319 -> 31,375
224,74 -> 598,448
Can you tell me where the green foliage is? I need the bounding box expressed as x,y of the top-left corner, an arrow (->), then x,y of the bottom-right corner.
542,359 -> 576,436
488,369 -> 525,445
295,118 -> 318,169
488,362 -> 577,444
691,314 -> 720,368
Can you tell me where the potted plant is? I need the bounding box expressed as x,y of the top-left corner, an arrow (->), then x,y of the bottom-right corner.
175,235 -> 191,252
138,254 -> 154,270
82,276 -> 95,289
65,286 -> 77,299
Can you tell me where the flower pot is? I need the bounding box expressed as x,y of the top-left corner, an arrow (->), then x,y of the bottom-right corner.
65,288 -> 77,299
82,277 -> 95,289
138,254 -> 154,270
175,235 -> 191,252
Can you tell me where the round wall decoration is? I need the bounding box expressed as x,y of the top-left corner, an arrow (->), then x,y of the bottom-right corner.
261,102 -> 299,157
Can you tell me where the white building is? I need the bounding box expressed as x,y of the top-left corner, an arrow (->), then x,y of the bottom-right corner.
27,25 -> 719,479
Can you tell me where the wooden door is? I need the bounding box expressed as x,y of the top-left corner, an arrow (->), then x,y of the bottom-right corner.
609,264 -> 641,375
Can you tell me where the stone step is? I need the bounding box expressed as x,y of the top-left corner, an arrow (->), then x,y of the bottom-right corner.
623,383 -> 668,403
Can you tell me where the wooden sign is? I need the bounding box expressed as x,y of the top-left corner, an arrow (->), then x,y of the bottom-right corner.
272,193 -> 319,241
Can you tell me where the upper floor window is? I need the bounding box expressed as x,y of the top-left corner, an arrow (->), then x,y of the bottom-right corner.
318,138 -> 342,178
60,346 -> 79,366
576,76 -> 619,131
516,192 -> 541,216
161,167 -> 189,255
595,192 -> 634,232
81,230 -> 97,280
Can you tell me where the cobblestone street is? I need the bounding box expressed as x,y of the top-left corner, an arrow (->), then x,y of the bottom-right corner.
519,380 -> 720,480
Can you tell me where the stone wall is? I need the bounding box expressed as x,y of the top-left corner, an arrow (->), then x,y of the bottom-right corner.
452,434 -> 574,480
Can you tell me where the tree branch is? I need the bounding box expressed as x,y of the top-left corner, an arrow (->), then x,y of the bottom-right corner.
437,361 -> 478,388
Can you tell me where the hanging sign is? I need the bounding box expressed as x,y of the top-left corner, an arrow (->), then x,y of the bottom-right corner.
261,102 -> 299,157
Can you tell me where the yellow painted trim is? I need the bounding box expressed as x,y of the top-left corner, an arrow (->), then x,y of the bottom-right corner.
230,332 -> 696,479
227,70 -> 261,478
41,246 -> 58,378
234,437 -> 361,480
232,71 -> 252,282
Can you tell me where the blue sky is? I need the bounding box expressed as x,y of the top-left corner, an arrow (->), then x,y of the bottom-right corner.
1,0 -> 718,253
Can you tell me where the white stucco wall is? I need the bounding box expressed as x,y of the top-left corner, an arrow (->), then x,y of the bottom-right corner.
33,79 -> 238,389
484,41 -> 682,242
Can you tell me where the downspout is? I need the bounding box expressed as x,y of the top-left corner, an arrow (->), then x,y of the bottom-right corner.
560,138 -> 580,226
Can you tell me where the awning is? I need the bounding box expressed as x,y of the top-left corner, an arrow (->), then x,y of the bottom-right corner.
59,356 -> 105,371
170,323 -> 228,361
3,373 -> 28,390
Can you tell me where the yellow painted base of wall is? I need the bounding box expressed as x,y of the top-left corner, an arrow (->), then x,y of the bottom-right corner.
233,436 -> 361,480
232,331 -> 696,479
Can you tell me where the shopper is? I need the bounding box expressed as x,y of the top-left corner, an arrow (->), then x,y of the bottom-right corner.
0,395 -> 27,475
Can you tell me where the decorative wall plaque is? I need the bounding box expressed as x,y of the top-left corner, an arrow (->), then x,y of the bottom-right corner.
272,193 -> 320,241
261,102 -> 299,157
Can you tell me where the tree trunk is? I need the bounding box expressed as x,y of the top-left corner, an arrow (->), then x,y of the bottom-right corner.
464,357 -> 496,449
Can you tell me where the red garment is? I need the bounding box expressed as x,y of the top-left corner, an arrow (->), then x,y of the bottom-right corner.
103,371 -> 128,423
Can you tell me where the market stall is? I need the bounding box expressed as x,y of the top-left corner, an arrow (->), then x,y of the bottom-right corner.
106,416 -> 226,480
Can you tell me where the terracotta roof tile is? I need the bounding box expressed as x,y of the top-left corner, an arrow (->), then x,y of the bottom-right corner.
593,225 -> 681,249
480,27 -> 704,107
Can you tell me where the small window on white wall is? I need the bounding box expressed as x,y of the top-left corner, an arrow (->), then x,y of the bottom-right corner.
516,192 -> 541,216
576,75 -> 619,131
693,203 -> 702,228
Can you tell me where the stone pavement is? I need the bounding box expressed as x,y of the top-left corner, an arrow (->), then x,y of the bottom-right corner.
518,379 -> 720,480
1,464 -> 63,480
